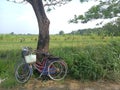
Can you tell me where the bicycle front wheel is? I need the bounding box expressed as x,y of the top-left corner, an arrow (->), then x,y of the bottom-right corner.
15,62 -> 31,83
48,60 -> 68,81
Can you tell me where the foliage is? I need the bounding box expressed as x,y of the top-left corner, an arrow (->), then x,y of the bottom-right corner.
69,0 -> 120,23
50,40 -> 120,81
69,17 -> 120,36
70,41 -> 120,81
0,49 -> 21,88
59,30 -> 64,35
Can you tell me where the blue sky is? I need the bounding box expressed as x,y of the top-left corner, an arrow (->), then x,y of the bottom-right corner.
0,0 -> 109,34
0,0 -> 38,34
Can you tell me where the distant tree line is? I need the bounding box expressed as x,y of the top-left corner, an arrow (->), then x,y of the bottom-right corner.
70,18 -> 120,36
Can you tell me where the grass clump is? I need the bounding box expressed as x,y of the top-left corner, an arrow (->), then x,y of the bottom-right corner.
50,40 -> 120,81
0,49 -> 21,88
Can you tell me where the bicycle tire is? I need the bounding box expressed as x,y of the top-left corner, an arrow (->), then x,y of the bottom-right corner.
48,60 -> 68,81
15,62 -> 31,83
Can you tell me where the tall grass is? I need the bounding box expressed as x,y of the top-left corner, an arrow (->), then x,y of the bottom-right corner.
0,49 -> 21,88
50,40 -> 120,81
0,34 -> 120,88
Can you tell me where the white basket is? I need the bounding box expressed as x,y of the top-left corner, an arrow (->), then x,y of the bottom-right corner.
25,54 -> 36,63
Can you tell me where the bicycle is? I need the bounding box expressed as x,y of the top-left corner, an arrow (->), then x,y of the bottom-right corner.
15,47 -> 68,83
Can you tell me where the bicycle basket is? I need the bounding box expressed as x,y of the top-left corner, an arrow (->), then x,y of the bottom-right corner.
25,54 -> 36,63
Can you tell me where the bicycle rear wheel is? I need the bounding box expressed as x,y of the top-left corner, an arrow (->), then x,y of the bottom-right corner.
15,62 -> 31,83
48,60 -> 68,81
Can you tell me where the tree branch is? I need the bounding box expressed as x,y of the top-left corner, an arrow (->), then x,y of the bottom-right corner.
7,0 -> 69,7
7,0 -> 26,4
26,0 -> 33,4
44,0 -> 67,7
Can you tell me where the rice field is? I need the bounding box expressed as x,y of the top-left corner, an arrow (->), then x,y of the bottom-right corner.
0,34 -> 119,50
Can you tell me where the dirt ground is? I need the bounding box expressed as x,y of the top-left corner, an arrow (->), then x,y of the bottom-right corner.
1,79 -> 120,90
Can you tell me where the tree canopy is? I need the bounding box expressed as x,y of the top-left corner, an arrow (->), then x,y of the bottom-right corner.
8,0 -> 120,25
69,0 -> 120,24
69,17 -> 120,36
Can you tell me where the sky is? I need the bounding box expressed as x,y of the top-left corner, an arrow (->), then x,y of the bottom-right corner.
0,0 -> 111,34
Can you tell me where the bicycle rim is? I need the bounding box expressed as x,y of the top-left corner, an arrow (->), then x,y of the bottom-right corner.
48,60 -> 68,81
15,62 -> 31,83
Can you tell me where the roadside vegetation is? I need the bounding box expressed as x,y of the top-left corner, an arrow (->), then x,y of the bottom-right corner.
0,34 -> 120,88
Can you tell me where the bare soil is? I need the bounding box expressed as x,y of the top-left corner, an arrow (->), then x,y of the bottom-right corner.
1,79 -> 120,90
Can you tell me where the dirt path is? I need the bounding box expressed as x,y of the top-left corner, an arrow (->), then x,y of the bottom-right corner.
1,79 -> 120,90
15,79 -> 120,90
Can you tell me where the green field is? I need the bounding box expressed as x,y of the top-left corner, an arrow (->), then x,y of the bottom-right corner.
0,34 -> 120,49
0,34 -> 120,88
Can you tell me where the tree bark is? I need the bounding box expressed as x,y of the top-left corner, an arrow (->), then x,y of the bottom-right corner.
28,0 -> 50,54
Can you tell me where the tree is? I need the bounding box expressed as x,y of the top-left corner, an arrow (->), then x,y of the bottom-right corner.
59,30 -> 64,35
10,32 -> 14,35
69,0 -> 120,24
7,0 -> 70,55
8,0 -> 119,56
103,18 -> 120,36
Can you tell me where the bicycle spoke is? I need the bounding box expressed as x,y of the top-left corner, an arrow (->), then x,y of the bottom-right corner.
48,60 -> 68,80
15,62 -> 31,83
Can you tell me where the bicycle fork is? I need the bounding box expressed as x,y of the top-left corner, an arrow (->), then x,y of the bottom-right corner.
29,64 -> 33,76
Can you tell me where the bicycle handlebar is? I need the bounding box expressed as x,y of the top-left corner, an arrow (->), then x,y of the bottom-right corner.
22,47 -> 51,57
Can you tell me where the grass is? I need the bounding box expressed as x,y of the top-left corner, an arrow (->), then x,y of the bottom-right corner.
0,34 -> 120,88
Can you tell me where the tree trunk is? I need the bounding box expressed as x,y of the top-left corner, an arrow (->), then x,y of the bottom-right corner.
28,0 -> 50,54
